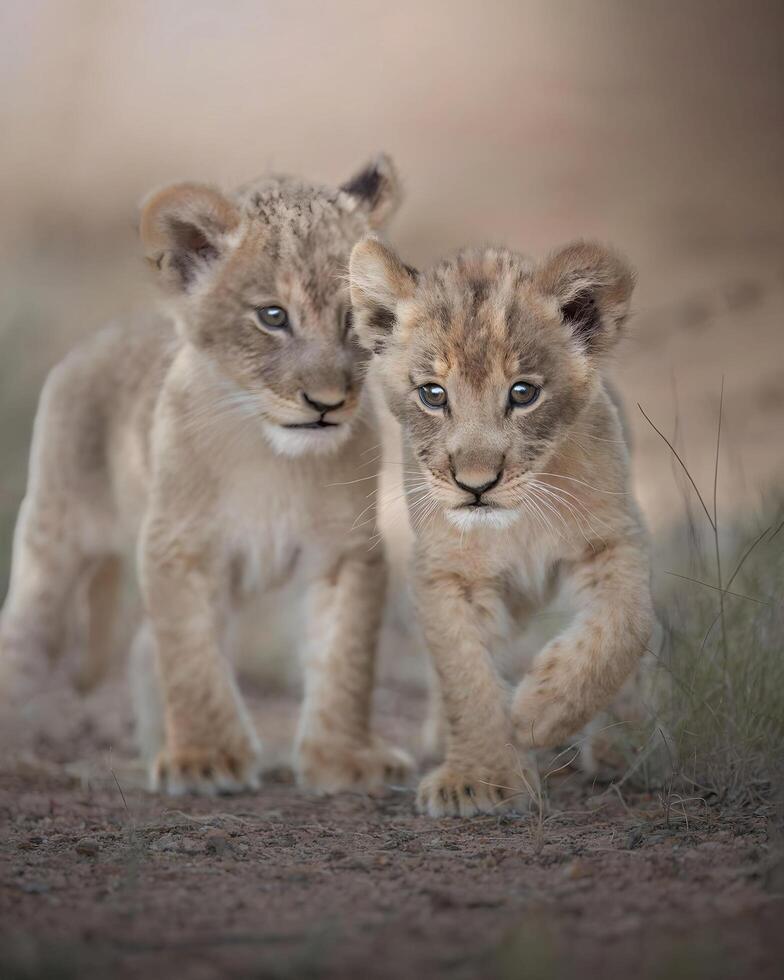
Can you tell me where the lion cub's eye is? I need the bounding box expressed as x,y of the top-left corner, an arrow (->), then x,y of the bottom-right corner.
255,306 -> 289,331
419,383 -> 448,409
509,381 -> 540,407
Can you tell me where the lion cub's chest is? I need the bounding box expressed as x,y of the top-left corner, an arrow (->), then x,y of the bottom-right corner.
218,454 -> 359,595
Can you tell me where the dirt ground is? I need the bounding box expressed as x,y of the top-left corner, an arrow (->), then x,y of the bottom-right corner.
1,678 -> 783,980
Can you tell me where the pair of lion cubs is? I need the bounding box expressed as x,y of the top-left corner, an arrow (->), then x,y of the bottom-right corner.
0,156 -> 652,817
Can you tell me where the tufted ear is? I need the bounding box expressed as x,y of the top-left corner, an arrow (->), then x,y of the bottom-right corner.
534,241 -> 635,354
348,237 -> 417,353
139,183 -> 241,292
340,154 -> 402,230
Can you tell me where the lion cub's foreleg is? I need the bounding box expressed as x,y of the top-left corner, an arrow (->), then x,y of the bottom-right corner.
512,540 -> 653,750
414,571 -> 538,817
295,550 -> 413,793
139,518 -> 261,795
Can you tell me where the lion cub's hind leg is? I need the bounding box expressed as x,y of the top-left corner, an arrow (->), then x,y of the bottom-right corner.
1,498 -> 82,687
129,620 -> 165,765
70,554 -> 125,693
0,361 -> 118,705
295,552 -> 414,794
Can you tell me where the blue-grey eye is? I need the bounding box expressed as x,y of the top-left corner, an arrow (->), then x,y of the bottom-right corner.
255,306 -> 289,330
419,383 -> 447,409
509,381 -> 540,407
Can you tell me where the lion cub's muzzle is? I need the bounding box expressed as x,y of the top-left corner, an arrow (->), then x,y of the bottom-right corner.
283,387 -> 357,430
448,455 -> 506,507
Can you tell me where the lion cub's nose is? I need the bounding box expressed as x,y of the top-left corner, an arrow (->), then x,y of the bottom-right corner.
452,468 -> 504,498
302,390 -> 346,415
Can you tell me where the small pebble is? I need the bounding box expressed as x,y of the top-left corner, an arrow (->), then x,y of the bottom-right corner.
626,827 -> 644,849
205,828 -> 232,856
150,832 -> 203,855
150,832 -> 179,853
18,880 -> 49,894
75,837 -> 100,857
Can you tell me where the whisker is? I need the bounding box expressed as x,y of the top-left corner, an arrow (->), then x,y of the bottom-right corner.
528,479 -> 612,534
532,472 -> 628,495
527,484 -> 595,548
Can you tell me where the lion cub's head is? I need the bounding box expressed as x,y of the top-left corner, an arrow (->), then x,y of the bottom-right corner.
140,157 -> 401,456
349,239 -> 634,530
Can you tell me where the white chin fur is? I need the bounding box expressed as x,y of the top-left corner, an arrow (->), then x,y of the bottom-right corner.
446,507 -> 521,532
263,422 -> 353,458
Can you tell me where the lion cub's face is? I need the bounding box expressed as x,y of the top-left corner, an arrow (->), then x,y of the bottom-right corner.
349,240 -> 634,530
140,158 -> 401,456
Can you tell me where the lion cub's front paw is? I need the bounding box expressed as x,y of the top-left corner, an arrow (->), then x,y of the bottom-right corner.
151,744 -> 262,796
512,676 -> 575,748
295,738 -> 413,795
416,761 -> 537,818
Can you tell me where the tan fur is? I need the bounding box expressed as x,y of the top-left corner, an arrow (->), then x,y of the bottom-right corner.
349,237 -> 654,817
0,157 -> 413,795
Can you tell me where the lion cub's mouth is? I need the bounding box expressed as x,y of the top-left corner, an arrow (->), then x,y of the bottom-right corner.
283,420 -> 341,430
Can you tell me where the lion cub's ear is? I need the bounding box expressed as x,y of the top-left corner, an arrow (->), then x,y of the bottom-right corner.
349,237 -> 417,353
534,241 -> 635,354
340,154 -> 402,229
140,183 -> 241,292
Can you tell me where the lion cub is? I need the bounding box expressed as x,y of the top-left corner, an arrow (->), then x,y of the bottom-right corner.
0,157 -> 412,795
349,237 -> 654,817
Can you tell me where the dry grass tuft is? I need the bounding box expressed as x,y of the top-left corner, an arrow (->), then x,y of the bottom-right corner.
635,391 -> 784,804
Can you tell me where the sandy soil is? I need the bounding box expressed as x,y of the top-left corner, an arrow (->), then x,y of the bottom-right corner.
2,678 -> 783,980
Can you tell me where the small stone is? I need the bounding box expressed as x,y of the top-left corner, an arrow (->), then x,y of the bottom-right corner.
178,836 -> 204,856
18,880 -> 49,894
205,829 -> 232,856
75,837 -> 100,857
625,827 -> 644,849
150,832 -> 179,853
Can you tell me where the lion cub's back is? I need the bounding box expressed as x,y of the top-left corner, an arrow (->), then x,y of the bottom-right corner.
35,310 -> 179,537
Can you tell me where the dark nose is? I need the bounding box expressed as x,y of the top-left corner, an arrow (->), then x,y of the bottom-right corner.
302,392 -> 346,415
453,471 -> 503,498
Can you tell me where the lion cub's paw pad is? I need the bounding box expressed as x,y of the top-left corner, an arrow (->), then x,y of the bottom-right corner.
416,764 -> 535,818
151,747 -> 262,796
296,740 -> 414,794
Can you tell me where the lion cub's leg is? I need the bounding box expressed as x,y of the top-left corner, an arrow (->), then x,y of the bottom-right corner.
414,572 -> 538,818
295,550 -> 413,793
140,521 -> 261,795
0,492 -> 88,701
512,540 -> 653,750
129,610 -> 248,771
129,620 -> 165,764
1,361 -> 120,704
422,661 -> 447,760
72,555 -> 124,693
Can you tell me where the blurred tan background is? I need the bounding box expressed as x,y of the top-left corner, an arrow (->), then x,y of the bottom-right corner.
1,0 -> 783,595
